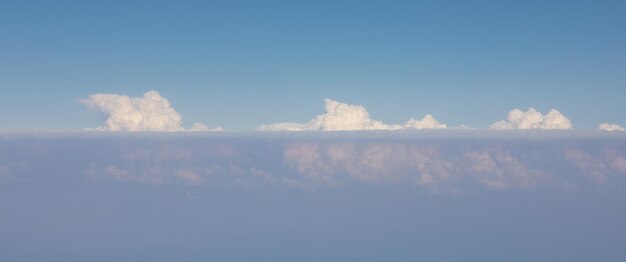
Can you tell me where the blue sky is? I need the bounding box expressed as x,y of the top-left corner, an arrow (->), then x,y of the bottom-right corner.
1,0 -> 625,130
3,3 -> 626,260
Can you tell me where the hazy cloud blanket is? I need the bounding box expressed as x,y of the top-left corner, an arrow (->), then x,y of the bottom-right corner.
2,131 -> 625,192
2,131 -> 626,261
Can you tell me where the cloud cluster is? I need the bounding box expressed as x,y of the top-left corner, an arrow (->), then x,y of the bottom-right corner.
81,90 -> 220,132
490,108 -> 572,130
598,123 -> 624,132
258,98 -> 446,131
80,91 -> 623,132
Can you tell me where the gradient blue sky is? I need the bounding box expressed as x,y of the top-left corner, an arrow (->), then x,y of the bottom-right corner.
1,0 -> 625,130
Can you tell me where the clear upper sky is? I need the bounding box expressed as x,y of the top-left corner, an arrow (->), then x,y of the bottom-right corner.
1,0 -> 625,130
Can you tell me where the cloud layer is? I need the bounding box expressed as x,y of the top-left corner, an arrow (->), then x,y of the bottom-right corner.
4,133 -> 626,262
258,98 -> 446,131
3,132 -> 625,192
490,108 -> 572,130
81,90 -> 219,132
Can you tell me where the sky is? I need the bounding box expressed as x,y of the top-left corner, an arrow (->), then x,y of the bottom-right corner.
1,0 -> 626,130
2,1 -> 626,261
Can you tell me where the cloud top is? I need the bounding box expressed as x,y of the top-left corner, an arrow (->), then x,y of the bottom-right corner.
598,123 -> 625,132
258,98 -> 445,131
490,108 -> 572,130
82,90 -> 219,132
404,114 -> 447,129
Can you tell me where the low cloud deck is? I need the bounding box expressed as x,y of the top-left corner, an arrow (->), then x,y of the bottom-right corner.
1,131 -> 626,261
2,130 -> 625,191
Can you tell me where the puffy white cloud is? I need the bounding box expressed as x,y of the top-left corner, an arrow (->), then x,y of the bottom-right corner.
490,108 -> 572,130
404,114 -> 447,129
81,90 -> 220,132
258,98 -> 445,131
258,98 -> 397,131
598,123 -> 624,132
81,90 -> 183,131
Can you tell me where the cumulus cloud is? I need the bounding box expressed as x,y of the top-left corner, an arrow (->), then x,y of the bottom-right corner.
257,98 -> 445,131
598,123 -> 624,132
81,90 -> 220,132
403,114 -> 447,129
490,108 -> 572,130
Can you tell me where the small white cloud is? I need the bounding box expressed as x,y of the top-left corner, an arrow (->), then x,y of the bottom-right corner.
188,122 -> 224,132
490,108 -> 572,130
258,98 -> 445,131
311,98 -> 398,131
598,123 -> 624,132
81,90 -> 219,132
404,114 -> 447,129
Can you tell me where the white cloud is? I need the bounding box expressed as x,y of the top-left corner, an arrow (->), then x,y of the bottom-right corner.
81,90 -> 220,132
189,122 -> 224,132
490,108 -> 572,130
404,114 -> 447,129
598,123 -> 624,132
258,98 -> 445,131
